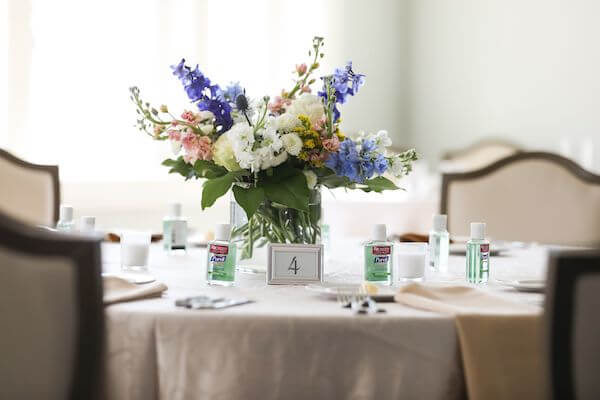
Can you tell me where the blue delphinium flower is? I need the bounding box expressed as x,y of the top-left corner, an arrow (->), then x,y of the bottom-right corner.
326,137 -> 389,183
170,59 -> 233,132
319,61 -> 365,122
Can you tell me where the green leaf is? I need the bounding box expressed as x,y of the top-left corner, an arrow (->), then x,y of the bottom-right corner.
193,160 -> 228,179
162,157 -> 194,180
262,171 -> 310,212
201,173 -> 235,210
232,185 -> 265,219
360,176 -> 399,193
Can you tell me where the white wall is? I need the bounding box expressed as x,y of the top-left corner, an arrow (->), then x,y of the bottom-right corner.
407,0 -> 600,170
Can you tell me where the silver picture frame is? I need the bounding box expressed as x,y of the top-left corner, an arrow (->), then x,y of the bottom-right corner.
267,243 -> 324,285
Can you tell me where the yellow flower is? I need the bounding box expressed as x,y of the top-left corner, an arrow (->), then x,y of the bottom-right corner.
298,152 -> 309,161
304,139 -> 315,149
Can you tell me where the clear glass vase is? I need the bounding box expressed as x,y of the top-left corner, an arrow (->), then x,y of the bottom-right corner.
230,188 -> 322,269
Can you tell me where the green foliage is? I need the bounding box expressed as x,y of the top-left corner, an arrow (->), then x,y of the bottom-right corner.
201,172 -> 236,209
193,160 -> 228,179
232,186 -> 265,219
360,176 -> 399,193
262,169 -> 310,212
162,157 -> 195,180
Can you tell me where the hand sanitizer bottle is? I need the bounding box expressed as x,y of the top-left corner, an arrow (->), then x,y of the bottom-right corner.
429,214 -> 449,273
206,224 -> 236,286
163,203 -> 187,254
466,222 -> 490,284
56,205 -> 75,232
364,224 -> 394,285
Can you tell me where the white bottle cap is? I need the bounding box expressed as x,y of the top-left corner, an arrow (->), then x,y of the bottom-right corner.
169,203 -> 182,218
59,205 -> 73,222
373,224 -> 387,241
470,222 -> 486,240
433,214 -> 447,231
80,216 -> 95,232
215,224 -> 231,241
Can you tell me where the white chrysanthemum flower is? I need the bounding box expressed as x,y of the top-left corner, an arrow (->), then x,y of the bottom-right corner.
275,113 -> 301,131
303,170 -> 318,189
261,121 -> 283,153
372,130 -> 392,151
286,93 -> 324,124
281,133 -> 303,156
388,156 -> 406,178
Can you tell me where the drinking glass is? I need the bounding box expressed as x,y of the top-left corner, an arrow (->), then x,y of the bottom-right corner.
120,231 -> 151,272
395,243 -> 427,283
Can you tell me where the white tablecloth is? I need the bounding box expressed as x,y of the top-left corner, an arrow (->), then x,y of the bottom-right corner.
102,241 -> 548,400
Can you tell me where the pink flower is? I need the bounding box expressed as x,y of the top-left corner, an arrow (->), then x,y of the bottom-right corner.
167,129 -> 181,141
309,152 -> 327,164
322,135 -> 340,152
300,85 -> 312,94
268,95 -> 292,114
296,63 -> 308,75
181,110 -> 198,123
312,117 -> 326,131
181,131 -> 213,164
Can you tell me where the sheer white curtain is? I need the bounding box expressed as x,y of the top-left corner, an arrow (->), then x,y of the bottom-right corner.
2,0 -> 345,183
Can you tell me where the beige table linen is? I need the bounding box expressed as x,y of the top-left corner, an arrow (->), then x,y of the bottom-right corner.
103,276 -> 168,305
395,283 -> 548,400
102,242 -> 549,400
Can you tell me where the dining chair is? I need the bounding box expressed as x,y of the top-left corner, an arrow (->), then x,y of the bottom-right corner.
439,138 -> 522,173
0,211 -> 104,400
0,148 -> 60,226
545,250 -> 600,400
441,152 -> 600,246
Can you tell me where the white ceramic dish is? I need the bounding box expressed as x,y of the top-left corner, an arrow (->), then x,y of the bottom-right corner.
495,279 -> 545,293
306,283 -> 396,302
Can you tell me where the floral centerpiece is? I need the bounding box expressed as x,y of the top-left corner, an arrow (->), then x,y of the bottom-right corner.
130,36 -> 417,259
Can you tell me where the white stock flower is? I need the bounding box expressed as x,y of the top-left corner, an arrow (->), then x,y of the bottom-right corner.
303,170 -> 318,189
170,139 -> 182,155
286,93 -> 324,124
275,113 -> 301,131
281,133 -> 303,156
372,130 -> 392,151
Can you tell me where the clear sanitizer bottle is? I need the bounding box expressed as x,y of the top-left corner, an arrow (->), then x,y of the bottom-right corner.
466,222 -> 490,284
428,214 -> 449,273
163,203 -> 187,254
364,224 -> 394,285
206,224 -> 236,286
56,205 -> 76,232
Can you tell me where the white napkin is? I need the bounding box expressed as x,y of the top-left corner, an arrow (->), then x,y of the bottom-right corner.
103,276 -> 168,305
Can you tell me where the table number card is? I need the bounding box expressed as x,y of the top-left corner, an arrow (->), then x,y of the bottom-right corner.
267,243 -> 323,285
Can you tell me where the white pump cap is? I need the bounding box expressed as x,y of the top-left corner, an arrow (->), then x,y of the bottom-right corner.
470,222 -> 486,240
432,214 -> 447,231
215,224 -> 231,241
80,216 -> 95,232
373,224 -> 387,241
168,203 -> 182,218
59,205 -> 73,222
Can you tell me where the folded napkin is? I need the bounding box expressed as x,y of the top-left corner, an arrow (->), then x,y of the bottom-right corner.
395,284 -> 547,400
103,276 -> 168,305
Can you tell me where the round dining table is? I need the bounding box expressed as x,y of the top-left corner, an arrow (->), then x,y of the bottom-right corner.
101,239 -> 547,400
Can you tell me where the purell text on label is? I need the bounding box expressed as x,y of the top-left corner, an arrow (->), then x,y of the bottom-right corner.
210,255 -> 227,263
374,255 -> 390,264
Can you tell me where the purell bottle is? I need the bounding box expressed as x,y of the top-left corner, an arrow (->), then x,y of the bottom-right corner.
163,203 -> 187,254
56,205 -> 76,232
466,222 -> 490,284
428,214 -> 449,272
364,224 -> 394,285
206,224 -> 236,286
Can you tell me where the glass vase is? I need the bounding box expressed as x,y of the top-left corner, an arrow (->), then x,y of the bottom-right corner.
230,188 -> 322,269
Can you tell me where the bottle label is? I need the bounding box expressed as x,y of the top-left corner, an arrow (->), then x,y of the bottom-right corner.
208,244 -> 235,282
164,220 -> 187,250
365,245 -> 391,281
480,244 -> 490,261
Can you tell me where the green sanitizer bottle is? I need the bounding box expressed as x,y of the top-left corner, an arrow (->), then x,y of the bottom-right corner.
206,224 -> 236,286
364,224 -> 394,285
466,222 -> 490,284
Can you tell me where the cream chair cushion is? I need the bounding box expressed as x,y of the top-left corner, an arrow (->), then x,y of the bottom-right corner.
445,156 -> 600,246
441,141 -> 520,173
0,244 -> 76,400
0,153 -> 57,226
